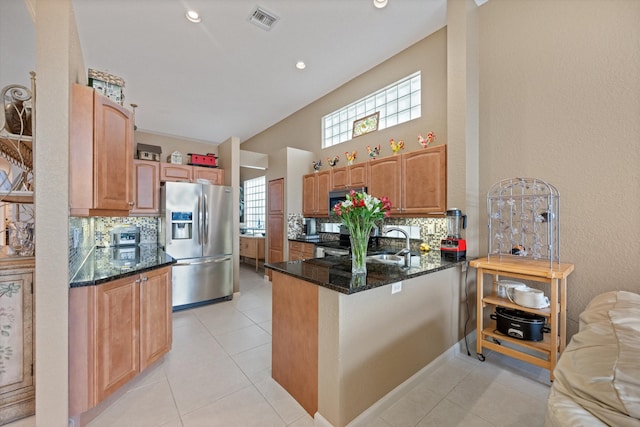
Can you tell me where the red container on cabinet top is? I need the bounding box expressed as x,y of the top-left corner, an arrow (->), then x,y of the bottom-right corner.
188,153 -> 218,168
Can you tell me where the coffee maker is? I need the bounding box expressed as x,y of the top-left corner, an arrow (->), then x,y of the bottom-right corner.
302,218 -> 319,240
440,208 -> 467,260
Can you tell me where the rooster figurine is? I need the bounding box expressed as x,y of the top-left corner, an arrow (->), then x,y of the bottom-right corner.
418,131 -> 435,149
367,144 -> 381,160
312,159 -> 322,172
327,155 -> 340,167
389,139 -> 405,155
345,151 -> 357,165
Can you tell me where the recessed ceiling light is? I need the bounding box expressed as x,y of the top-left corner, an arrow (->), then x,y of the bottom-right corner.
296,61 -> 306,70
186,10 -> 202,23
373,0 -> 388,9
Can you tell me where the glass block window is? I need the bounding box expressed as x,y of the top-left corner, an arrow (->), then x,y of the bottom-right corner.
244,176 -> 266,230
322,71 -> 421,148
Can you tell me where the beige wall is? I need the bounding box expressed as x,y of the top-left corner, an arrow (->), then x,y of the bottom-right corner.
318,266 -> 463,426
134,130 -> 218,165
241,28 -> 448,164
478,0 -> 640,335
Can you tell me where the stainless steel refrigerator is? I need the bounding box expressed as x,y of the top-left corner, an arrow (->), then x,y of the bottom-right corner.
161,181 -> 233,310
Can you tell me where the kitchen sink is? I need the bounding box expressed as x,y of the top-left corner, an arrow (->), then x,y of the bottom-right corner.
366,254 -> 405,265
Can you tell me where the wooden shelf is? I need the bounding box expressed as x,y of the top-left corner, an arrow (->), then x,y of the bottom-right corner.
471,256 -> 574,381
0,190 -> 33,204
482,294 -> 553,318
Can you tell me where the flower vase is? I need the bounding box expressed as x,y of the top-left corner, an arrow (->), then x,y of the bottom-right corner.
349,228 -> 370,275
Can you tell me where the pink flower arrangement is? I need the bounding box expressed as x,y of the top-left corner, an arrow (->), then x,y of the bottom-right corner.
333,190 -> 392,273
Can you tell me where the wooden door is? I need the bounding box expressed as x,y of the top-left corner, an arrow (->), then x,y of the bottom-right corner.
0,272 -> 34,423
368,156 -> 402,215
402,145 -> 447,214
94,275 -> 139,403
131,160 -> 160,215
93,92 -> 133,211
139,267 -> 172,371
268,178 -> 285,278
302,174 -> 316,217
193,167 -> 224,185
348,163 -> 368,188
316,171 -> 331,217
330,167 -> 348,190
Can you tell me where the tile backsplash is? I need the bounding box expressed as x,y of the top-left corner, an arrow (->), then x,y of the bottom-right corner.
68,216 -> 160,279
287,214 -> 447,251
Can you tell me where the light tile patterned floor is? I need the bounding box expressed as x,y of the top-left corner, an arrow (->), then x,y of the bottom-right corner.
9,264 -> 552,427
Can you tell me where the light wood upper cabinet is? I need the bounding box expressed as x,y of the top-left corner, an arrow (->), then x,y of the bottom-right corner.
368,156 -> 402,215
193,167 -> 224,185
401,145 -> 447,215
70,84 -> 134,216
131,160 -> 160,215
160,163 -> 225,184
69,266 -> 172,416
330,164 -> 367,190
367,145 -> 447,216
302,171 -> 330,217
160,163 -> 192,182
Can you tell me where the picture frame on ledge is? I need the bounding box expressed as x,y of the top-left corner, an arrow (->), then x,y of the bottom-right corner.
88,68 -> 125,105
352,112 -> 380,138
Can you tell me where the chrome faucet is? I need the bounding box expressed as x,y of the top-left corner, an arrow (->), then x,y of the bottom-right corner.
383,226 -> 411,268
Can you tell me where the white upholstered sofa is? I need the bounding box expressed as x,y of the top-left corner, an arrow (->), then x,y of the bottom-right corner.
545,291 -> 640,426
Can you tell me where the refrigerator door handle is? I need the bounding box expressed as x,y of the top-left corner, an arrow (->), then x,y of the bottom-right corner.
166,209 -> 172,244
174,256 -> 232,266
203,193 -> 209,245
197,195 -> 202,245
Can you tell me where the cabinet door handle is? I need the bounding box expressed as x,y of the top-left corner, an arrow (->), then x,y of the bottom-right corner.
141,276 -> 148,281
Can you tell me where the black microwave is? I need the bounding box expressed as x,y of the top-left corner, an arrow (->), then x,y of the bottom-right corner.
328,187 -> 367,215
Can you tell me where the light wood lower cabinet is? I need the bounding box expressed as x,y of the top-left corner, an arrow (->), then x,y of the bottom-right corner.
240,237 -> 265,272
69,266 -> 172,416
288,241 -> 315,261
0,266 -> 34,425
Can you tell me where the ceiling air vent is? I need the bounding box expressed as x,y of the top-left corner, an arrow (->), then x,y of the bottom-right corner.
248,6 -> 279,31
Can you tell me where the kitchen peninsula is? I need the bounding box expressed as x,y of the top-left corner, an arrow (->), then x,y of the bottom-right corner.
266,252 -> 467,426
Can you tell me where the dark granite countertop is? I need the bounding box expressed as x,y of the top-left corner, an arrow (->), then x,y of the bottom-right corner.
266,250 -> 467,295
70,244 -> 176,288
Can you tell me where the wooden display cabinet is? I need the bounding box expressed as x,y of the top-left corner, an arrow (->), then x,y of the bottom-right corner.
0,262 -> 34,425
469,257 -> 574,381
